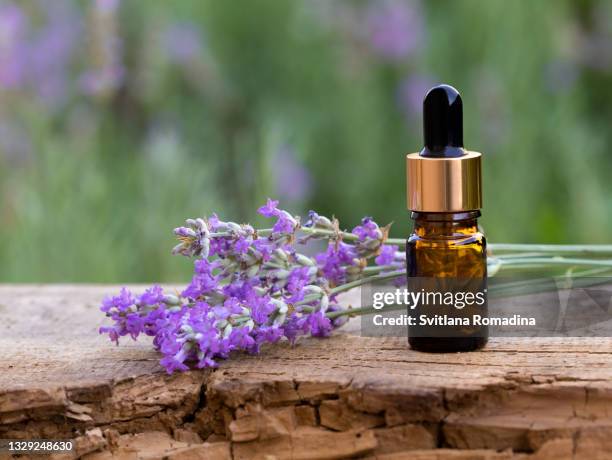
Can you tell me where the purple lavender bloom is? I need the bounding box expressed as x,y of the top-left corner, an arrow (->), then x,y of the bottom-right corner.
286,266 -> 313,302
258,199 -> 298,236
182,259 -> 219,299
255,326 -> 283,345
139,285 -> 165,305
207,213 -> 221,231
258,198 -> 280,218
366,0 -> 424,61
273,210 -> 298,234
303,311 -> 333,337
315,242 -> 358,285
282,313 -> 302,343
99,288 -> 143,343
101,287 -> 135,313
375,245 -> 398,266
353,217 -> 381,241
212,298 -> 242,320
253,238 -> 274,262
230,327 -> 257,353
250,296 -> 276,324
101,201 -> 396,373
160,347 -> 190,373
233,236 -> 251,255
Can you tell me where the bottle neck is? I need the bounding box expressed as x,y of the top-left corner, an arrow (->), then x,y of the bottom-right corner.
411,210 -> 480,237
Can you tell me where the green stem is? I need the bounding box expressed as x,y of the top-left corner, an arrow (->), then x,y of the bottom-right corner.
497,257 -> 612,268
489,244 -> 612,255
329,269 -> 406,295
362,265 -> 397,274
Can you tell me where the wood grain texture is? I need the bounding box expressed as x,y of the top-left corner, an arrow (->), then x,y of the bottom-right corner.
1,285 -> 612,459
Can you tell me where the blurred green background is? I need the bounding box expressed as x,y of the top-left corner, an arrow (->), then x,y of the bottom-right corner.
1,0 -> 611,282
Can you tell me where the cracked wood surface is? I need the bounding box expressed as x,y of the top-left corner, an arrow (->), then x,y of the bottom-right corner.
1,285 -> 612,459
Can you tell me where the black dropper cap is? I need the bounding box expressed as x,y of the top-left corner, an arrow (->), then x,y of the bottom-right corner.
420,84 -> 465,158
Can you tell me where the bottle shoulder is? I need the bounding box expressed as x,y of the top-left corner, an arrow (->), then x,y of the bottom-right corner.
407,231 -> 486,246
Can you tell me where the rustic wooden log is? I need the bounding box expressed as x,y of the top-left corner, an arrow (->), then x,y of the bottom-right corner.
1,285 -> 612,459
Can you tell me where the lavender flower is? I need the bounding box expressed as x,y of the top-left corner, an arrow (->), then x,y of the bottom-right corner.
173,218 -> 210,257
100,200 -> 404,373
376,244 -> 398,266
365,0 -> 424,61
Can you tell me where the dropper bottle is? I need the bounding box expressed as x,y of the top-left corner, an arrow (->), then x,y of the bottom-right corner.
406,84 -> 488,352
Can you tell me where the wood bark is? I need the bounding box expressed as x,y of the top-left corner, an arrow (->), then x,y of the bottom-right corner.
1,285 -> 612,459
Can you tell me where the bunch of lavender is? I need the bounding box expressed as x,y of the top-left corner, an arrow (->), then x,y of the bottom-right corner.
100,199 -> 405,373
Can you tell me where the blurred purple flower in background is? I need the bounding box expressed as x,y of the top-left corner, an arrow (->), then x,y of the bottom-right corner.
163,22 -> 204,65
0,3 -> 26,89
80,0 -> 124,97
0,1 -> 80,107
273,145 -> 312,203
366,0 -> 424,61
544,59 -> 580,94
396,73 -> 436,119
30,0 -> 81,108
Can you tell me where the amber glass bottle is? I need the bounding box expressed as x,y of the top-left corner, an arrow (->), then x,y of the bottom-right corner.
406,211 -> 488,352
405,84 -> 488,352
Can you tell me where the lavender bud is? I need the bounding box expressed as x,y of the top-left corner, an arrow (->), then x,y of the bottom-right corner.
303,285 -> 324,295
306,211 -> 334,230
296,254 -> 315,266
253,286 -> 268,296
274,248 -> 289,262
163,294 -> 180,305
273,312 -> 287,326
246,265 -> 260,278
271,298 -> 288,314
174,227 -> 196,238
274,269 -> 290,280
227,222 -> 242,234
320,294 -> 329,312
207,291 -> 226,305
364,239 -> 382,250
201,238 -> 210,259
